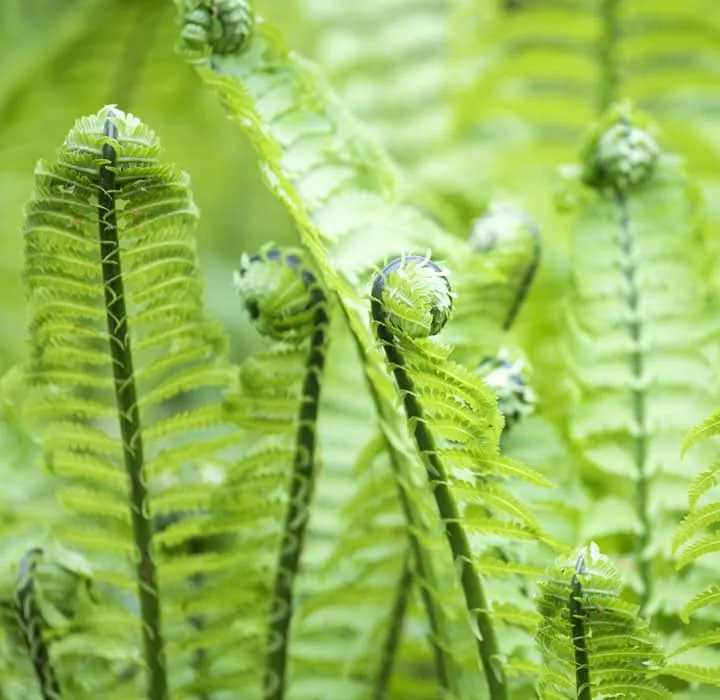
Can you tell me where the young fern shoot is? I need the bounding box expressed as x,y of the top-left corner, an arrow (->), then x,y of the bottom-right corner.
15,549 -> 61,700
234,248 -> 329,700
536,543 -> 670,699
370,254 -> 507,700
98,113 -> 167,700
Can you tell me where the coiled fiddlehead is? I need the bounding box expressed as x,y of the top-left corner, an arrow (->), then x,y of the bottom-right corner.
469,206 -> 541,332
477,354 -> 536,432
179,0 -> 253,59
371,254 -> 508,700
15,548 -> 62,700
235,247 -> 329,700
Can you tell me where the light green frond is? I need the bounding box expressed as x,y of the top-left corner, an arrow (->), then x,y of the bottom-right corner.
536,543 -> 670,699
561,105 -> 720,614
683,414 -> 720,456
6,104 -> 309,698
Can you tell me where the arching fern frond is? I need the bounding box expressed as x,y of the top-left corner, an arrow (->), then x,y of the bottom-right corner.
174,8 -> 560,697
536,542 -> 670,699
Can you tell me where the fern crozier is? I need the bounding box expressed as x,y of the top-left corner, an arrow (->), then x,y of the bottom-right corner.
371,255 -> 453,338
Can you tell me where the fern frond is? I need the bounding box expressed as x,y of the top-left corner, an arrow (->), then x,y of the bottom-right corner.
536,543 -> 670,699
231,245 -> 331,700
174,7 -> 521,697
8,104 -> 305,699
298,0 -> 453,176
561,103 -> 720,615
371,254 -> 562,698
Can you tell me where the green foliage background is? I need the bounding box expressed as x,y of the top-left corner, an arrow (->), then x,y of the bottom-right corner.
3,1 -> 720,699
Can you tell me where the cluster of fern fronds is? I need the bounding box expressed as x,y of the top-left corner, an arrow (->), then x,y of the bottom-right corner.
1,1 -> 720,700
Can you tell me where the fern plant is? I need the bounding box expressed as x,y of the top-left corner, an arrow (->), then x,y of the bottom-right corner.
3,1 -> 720,699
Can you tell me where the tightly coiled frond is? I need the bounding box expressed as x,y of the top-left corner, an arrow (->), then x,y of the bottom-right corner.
179,0 -> 253,60
477,354 -> 537,432
371,254 -> 453,339
536,543 -> 670,699
371,254 -> 560,700
231,246 -> 330,700
234,247 -> 322,343
580,102 -> 660,192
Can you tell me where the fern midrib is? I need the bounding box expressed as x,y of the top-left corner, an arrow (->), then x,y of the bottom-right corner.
264,290 -> 329,700
570,568 -> 591,700
372,299 -> 507,700
99,117 -> 168,700
16,548 -> 62,700
615,189 -> 651,612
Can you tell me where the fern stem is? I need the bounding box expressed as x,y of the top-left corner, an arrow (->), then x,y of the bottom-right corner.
99,116 -> 168,700
570,554 -> 591,700
15,549 -> 62,700
598,0 -> 620,112
371,281 -> 508,700
502,218 -> 541,332
371,550 -> 413,700
263,285 -> 330,700
615,189 -> 651,612
349,333 -> 457,693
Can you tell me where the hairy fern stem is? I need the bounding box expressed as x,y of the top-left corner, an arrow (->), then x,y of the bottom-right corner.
263,283 -> 330,700
371,272 -> 507,700
99,117 -> 168,700
615,189 -> 651,612
15,549 -> 62,700
598,0 -> 620,113
570,554 -> 591,700
371,551 -> 413,700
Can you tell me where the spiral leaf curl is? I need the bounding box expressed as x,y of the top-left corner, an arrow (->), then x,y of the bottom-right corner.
371,254 -> 510,700
179,0 -> 253,61
235,247 -> 330,700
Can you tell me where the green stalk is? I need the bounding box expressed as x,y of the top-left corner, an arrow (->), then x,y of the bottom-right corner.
570,556 -> 591,700
98,116 -> 168,700
371,551 -> 413,700
263,286 -> 330,700
371,294 -> 508,700
347,332 -> 458,694
16,548 -> 62,700
615,190 -> 651,612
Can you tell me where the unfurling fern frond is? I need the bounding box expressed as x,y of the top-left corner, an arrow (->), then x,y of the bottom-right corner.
7,104 -> 299,699
536,542 -> 670,699
445,205 -> 542,364
560,103 -> 720,618
175,8 -> 557,697
231,246 -> 330,700
371,254 -> 561,699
